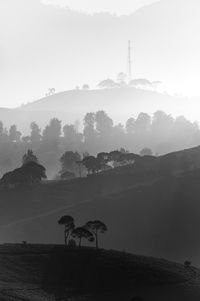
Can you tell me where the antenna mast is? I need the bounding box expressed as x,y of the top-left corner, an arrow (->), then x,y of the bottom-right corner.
127,40 -> 132,83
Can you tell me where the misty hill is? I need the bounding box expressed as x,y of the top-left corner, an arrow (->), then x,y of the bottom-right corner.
2,0 -> 200,105
0,87 -> 197,134
0,244 -> 199,301
1,146 -> 200,265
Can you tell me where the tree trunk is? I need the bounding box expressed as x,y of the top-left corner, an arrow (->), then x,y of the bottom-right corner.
95,231 -> 98,249
79,237 -> 82,248
64,227 -> 67,245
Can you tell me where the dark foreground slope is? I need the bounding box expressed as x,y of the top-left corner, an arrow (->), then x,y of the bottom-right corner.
0,244 -> 199,301
1,147 -> 200,264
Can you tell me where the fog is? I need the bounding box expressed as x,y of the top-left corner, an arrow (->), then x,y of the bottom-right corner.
1,0 -> 200,111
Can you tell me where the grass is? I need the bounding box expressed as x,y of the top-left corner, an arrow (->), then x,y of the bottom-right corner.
0,244 -> 197,301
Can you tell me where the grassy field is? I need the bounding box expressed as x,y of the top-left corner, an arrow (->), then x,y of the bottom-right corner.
0,244 -> 199,300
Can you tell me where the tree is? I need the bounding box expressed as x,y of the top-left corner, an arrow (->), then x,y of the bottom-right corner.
108,150 -> 123,163
96,152 -> 109,170
83,113 -> 97,151
63,124 -> 82,149
72,227 -> 94,247
42,118 -> 61,142
60,151 -> 81,176
0,161 -> 47,188
82,156 -> 97,175
30,122 -> 41,146
82,84 -> 90,90
97,78 -> 117,89
140,148 -> 153,156
95,110 -> 113,141
22,149 -> 39,165
22,161 -> 47,184
85,220 -> 107,249
9,125 -> 21,142
126,118 -> 135,135
135,113 -> 151,133
58,216 -> 75,245
129,78 -> 152,89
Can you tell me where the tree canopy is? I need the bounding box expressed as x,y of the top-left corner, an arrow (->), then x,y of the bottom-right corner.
85,220 -> 107,249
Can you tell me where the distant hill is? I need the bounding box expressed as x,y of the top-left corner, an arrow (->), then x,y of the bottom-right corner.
0,244 -> 199,300
2,0 -> 200,104
0,87 -> 198,134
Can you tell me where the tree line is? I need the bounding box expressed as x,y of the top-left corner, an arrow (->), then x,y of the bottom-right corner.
0,110 -> 198,178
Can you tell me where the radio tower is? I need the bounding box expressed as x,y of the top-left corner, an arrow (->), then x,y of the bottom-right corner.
127,40 -> 132,83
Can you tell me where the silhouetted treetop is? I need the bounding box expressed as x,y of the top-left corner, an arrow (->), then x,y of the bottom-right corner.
58,215 -> 75,245
22,150 -> 39,165
85,220 -> 107,249
72,227 -> 94,247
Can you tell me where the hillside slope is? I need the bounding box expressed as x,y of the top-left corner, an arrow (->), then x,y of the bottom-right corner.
0,88 -> 198,133
1,146 -> 200,265
0,244 -> 199,301
17,88 -> 198,127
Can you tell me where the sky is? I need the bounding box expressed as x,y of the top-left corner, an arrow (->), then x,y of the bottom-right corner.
1,0 -> 200,111
42,0 -> 156,15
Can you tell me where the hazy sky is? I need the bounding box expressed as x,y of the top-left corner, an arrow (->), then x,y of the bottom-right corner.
1,0 -> 200,110
43,0 -> 156,14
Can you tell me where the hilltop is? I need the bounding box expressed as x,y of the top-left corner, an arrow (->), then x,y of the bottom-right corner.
0,244 -> 199,300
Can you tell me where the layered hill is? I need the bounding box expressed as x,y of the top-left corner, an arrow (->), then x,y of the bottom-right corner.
2,0 -> 200,105
1,146 -> 200,265
0,87 -> 198,134
0,244 -> 199,301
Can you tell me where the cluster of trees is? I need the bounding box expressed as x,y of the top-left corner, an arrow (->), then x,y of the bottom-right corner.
0,110 -> 199,178
80,150 -> 138,175
58,216 -> 107,249
97,75 -> 161,91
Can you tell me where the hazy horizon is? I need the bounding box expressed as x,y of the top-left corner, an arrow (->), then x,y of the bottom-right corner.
1,0 -> 200,110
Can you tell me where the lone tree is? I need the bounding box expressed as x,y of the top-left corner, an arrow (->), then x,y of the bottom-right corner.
58,216 -> 75,245
72,227 -> 94,247
85,220 -> 107,249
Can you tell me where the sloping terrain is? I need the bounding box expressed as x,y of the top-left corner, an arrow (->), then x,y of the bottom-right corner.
0,88 -> 197,133
0,244 -> 199,301
1,146 -> 200,265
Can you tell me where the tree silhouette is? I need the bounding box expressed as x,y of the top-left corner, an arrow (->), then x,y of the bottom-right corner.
85,220 -> 107,249
30,122 -> 41,146
42,118 -> 61,142
1,161 -> 47,187
22,150 -> 39,165
22,161 -> 47,184
82,84 -> 90,90
60,151 -> 81,177
126,118 -> 135,135
9,125 -> 21,142
97,78 -> 117,89
82,156 -> 97,175
95,110 -> 113,139
72,227 -> 94,247
58,216 -> 75,245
